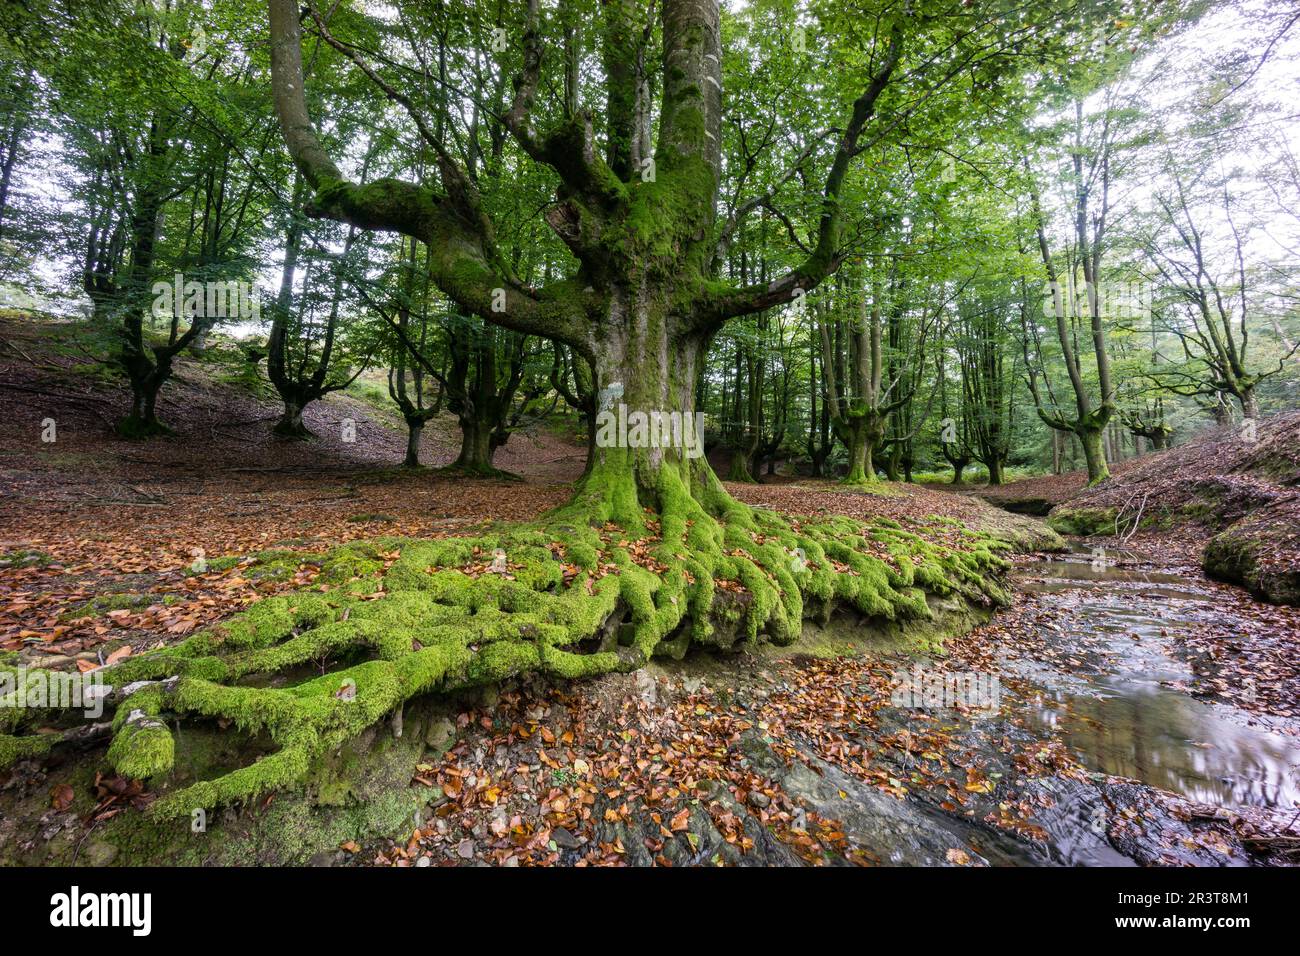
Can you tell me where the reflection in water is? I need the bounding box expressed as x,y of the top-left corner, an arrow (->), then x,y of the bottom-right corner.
1029,687 -> 1300,810
1017,555 -> 1300,812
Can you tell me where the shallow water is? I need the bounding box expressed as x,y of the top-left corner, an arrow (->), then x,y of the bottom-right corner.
1015,554 -> 1300,812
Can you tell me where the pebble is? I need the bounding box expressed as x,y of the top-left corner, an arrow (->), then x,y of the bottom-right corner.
551,826 -> 583,849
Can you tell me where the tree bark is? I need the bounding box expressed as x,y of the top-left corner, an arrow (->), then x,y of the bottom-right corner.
403,419 -> 424,468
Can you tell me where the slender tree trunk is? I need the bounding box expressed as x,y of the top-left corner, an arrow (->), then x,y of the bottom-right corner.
1240,387 -> 1258,422
403,419 -> 424,467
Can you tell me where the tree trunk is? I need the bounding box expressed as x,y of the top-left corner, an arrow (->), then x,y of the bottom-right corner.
403,419 -> 424,468
454,415 -> 497,474
884,443 -> 902,482
119,377 -> 166,437
987,458 -> 1004,486
273,400 -> 311,439
117,345 -> 172,438
581,295 -> 716,524
844,427 -> 873,483
1240,387 -> 1258,422
1079,425 -> 1109,485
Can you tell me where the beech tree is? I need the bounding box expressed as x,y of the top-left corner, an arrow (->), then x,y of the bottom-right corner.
266,0 -> 1083,510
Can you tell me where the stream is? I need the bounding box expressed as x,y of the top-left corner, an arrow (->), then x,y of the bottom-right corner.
691,546 -> 1300,866
1016,554 -> 1300,814
350,542 -> 1300,867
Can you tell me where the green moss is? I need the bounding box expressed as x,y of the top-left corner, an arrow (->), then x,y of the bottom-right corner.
107,716 -> 175,779
319,543 -> 385,583
59,592 -> 152,621
5,452 -> 1017,825
1047,506 -> 1120,536
0,733 -> 54,769
0,548 -> 55,569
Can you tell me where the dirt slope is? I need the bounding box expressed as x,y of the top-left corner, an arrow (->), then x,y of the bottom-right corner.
1047,411 -> 1300,604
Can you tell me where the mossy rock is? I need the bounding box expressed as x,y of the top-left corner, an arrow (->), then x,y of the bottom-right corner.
1203,515 -> 1300,607
0,700 -> 451,866
1047,506 -> 1120,537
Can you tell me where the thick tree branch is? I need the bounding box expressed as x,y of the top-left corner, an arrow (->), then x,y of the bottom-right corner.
266,0 -> 593,350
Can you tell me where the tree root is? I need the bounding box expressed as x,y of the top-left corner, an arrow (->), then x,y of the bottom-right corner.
0,466 -> 1013,823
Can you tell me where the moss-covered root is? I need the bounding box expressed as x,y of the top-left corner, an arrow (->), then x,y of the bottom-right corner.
107,711 -> 175,780
2,467 -> 1013,820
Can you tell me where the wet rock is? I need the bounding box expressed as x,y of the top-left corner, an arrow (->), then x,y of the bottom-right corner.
550,826 -> 582,849
425,717 -> 456,752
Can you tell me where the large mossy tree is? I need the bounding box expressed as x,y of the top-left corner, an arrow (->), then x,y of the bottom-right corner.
1,0 -> 1167,821
266,0 -> 1078,513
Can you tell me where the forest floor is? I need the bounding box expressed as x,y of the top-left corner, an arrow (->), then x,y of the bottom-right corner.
351,544 -> 1300,867
1,313 -> 1297,866
0,311 -> 1053,666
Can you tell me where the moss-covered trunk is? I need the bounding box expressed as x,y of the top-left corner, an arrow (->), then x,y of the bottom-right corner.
1079,424 -> 1110,486
454,414 -> 497,474
838,410 -> 884,484
580,286 -> 716,524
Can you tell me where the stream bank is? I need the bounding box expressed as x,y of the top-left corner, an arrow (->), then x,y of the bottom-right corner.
344,540 -> 1299,867
2,534 -> 1296,867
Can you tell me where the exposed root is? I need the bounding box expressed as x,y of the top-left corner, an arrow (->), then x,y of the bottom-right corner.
0,456 -> 1013,822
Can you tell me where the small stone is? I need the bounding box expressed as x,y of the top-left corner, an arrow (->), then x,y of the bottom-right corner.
457,839 -> 475,859
425,717 -> 456,751
634,671 -> 657,704
29,654 -> 74,669
747,791 -> 771,809
415,855 -> 431,867
551,826 -> 583,849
